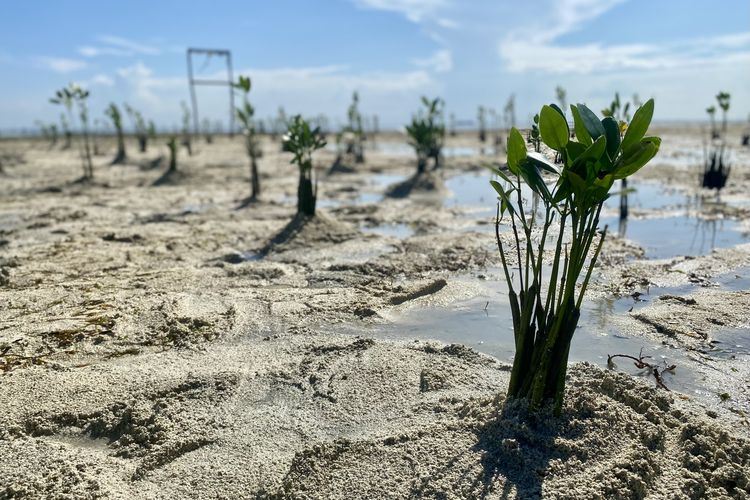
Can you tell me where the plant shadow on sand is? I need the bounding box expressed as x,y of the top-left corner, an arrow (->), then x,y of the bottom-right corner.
469,398 -> 578,498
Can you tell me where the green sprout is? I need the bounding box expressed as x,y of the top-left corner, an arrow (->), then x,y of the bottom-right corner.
181,101 -> 193,156
124,104 -> 149,153
59,113 -> 72,149
344,91 -> 365,163
283,115 -> 327,216
706,105 -> 717,139
405,97 -> 445,173
488,99 -> 660,415
50,83 -> 94,181
703,92 -> 732,190
478,106 -> 487,143
166,136 -> 178,173
716,91 -> 730,136
234,75 -> 261,201
35,121 -> 58,148
555,86 -> 567,117
105,103 -> 127,164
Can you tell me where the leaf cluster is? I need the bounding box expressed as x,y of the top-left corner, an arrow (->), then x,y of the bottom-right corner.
283,115 -> 327,171
406,97 -> 444,158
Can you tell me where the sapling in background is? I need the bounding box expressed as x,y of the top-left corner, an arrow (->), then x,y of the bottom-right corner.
555,86 -> 567,119
234,75 -> 262,202
60,113 -> 72,149
703,91 -> 731,190
345,91 -> 365,163
503,95 -> 516,147
283,115 -> 327,216
50,83 -> 94,181
706,105 -> 718,140
180,101 -> 193,156
105,103 -> 127,164
405,97 -> 445,173
603,92 -> 634,219
477,106 -> 487,143
35,121 -> 58,148
742,113 -> 749,147
202,118 -> 213,144
125,104 -> 149,153
488,99 -> 660,415
449,113 -> 457,137
166,136 -> 178,173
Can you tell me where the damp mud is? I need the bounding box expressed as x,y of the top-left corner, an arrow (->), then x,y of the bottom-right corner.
1,127 -> 749,498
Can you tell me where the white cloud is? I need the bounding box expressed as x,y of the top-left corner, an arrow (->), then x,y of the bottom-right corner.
78,35 -> 161,58
34,56 -> 87,73
99,35 -> 160,55
352,0 -> 454,25
86,74 -> 115,86
500,32 -> 750,74
413,49 -> 452,73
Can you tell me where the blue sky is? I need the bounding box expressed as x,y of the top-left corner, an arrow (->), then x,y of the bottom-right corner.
1,0 -> 749,132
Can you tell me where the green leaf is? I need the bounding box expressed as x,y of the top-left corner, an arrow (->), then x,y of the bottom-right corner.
621,98 -> 654,152
539,105 -> 569,151
519,159 -> 551,201
576,104 -> 605,141
506,127 -> 527,175
490,180 -> 516,217
482,163 -> 515,186
570,105 -> 592,146
564,141 -> 587,163
601,117 -> 621,159
526,152 -> 559,175
613,136 -> 661,179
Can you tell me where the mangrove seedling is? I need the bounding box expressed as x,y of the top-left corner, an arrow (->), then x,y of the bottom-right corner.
50,83 -> 94,181
283,115 -> 326,216
488,99 -> 660,415
167,136 -> 178,172
742,114 -> 749,147
703,92 -> 731,190
125,104 -> 149,152
602,92 -> 635,219
405,97 -> 445,173
105,103 -> 127,164
180,101 -> 193,156
344,91 -> 365,163
35,121 -> 58,148
202,118 -> 213,144
60,113 -> 72,149
706,105 -> 718,140
478,106 -> 487,143
234,75 -> 261,201
555,86 -> 567,118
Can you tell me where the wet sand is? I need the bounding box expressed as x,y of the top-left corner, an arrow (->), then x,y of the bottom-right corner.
1,128 -> 749,498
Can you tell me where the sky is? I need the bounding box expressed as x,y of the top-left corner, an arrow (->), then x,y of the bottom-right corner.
1,0 -> 749,132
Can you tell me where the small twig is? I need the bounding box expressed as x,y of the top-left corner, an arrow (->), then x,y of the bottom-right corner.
607,348 -> 675,391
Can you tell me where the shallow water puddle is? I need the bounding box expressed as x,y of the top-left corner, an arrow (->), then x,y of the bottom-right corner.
444,172 -> 750,259
361,223 -> 414,239
348,267 -> 750,400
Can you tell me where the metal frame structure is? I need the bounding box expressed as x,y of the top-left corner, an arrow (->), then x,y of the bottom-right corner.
186,48 -> 235,136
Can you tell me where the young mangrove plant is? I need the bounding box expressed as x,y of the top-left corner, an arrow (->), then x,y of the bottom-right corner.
234,75 -> 261,201
488,99 -> 660,415
283,115 -> 326,216
602,92 -> 634,219
125,104 -> 149,153
406,97 -> 445,173
50,83 -> 94,181
167,136 -> 178,173
344,91 -> 365,163
60,113 -> 72,149
35,121 -> 58,148
478,106 -> 487,143
181,101 -> 193,156
742,113 -> 749,147
105,103 -> 127,164
703,92 -> 731,190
